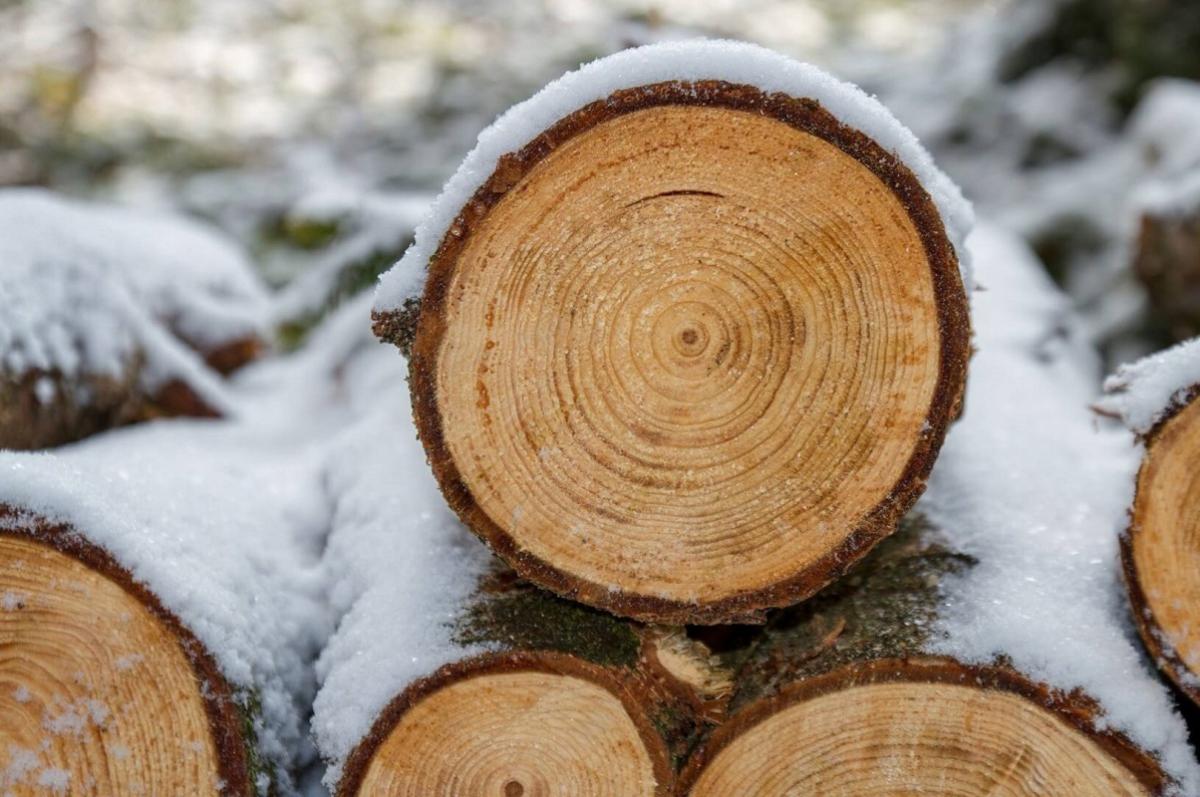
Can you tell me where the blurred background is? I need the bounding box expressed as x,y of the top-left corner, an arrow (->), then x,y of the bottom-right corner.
3,0 -> 1199,365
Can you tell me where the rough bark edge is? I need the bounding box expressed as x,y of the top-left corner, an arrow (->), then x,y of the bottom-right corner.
0,505 -> 255,797
333,650 -> 676,797
1123,387 -> 1200,708
676,656 -> 1172,796
0,361 -> 225,450
380,79 -> 972,625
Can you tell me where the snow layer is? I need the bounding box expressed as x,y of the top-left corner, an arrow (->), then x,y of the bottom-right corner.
308,298 -> 495,788
1098,337 -> 1200,437
0,189 -> 268,403
922,224 -> 1199,794
1137,169 -> 1200,220
373,39 -> 974,313
0,423 -> 329,795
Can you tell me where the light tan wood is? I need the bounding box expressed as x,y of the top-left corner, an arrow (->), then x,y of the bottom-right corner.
687,681 -> 1149,796
357,670 -> 659,796
432,104 -> 942,610
0,535 -> 222,796
1129,394 -> 1200,694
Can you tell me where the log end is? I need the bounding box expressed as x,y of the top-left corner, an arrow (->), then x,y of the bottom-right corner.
1125,391 -> 1200,706
405,81 -> 971,624
0,524 -> 251,796
336,652 -> 672,797
680,658 -> 1169,796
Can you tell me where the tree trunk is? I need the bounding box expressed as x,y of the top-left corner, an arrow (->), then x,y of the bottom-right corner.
373,79 -> 971,625
334,562 -> 734,797
677,516 -> 1172,796
1123,386 -> 1200,710
1134,208 -> 1200,345
0,509 -> 260,796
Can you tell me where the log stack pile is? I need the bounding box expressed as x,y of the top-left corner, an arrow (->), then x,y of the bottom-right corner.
3,41 -> 1199,797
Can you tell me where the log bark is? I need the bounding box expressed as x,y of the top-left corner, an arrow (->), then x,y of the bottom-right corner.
334,563 -> 734,797
1123,386 -> 1200,709
678,515 -> 1172,796
374,80 -> 971,625
0,508 -> 261,796
1134,209 -> 1200,345
0,336 -> 255,450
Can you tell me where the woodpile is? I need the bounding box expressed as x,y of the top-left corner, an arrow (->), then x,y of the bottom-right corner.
3,41 -> 1197,797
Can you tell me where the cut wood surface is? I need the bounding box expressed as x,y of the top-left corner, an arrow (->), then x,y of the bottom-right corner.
679,516 -> 1172,796
383,79 -> 970,624
0,518 -> 251,796
1124,388 -> 1200,707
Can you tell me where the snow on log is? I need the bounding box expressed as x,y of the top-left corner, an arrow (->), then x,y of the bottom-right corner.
1099,335 -> 1200,707
0,189 -> 268,449
681,226 -> 1200,795
0,423 -> 325,795
313,344 -> 731,796
370,40 -> 974,624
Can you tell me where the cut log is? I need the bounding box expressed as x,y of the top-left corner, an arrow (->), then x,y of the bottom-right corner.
372,42 -> 972,624
1113,375 -> 1200,706
1125,388 -> 1200,707
0,422 -> 324,796
679,517 -> 1172,796
0,515 -> 252,795
1099,336 -> 1200,708
333,569 -> 730,797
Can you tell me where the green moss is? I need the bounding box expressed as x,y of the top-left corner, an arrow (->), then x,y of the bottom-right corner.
282,218 -> 342,251
234,688 -> 275,795
729,514 -> 976,711
453,571 -> 641,668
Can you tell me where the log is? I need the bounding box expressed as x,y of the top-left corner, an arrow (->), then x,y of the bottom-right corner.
0,512 -> 253,795
1133,180 -> 1200,344
0,189 -> 267,450
679,517 -> 1170,795
1100,337 -> 1200,708
0,423 -> 323,796
334,570 -> 729,797
371,41 -> 973,624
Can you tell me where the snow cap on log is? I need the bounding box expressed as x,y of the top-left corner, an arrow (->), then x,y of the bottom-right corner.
1098,337 -> 1200,436
372,38 -> 974,313
0,423 -> 327,795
